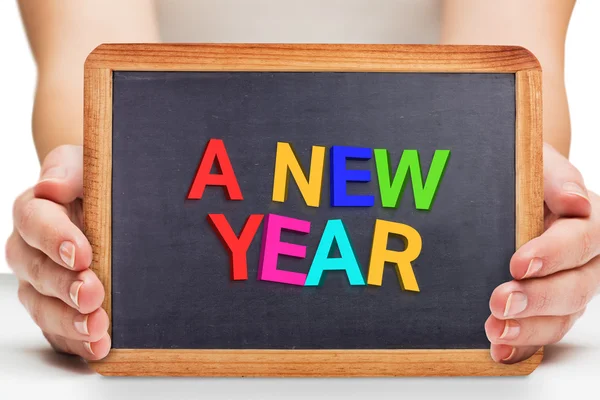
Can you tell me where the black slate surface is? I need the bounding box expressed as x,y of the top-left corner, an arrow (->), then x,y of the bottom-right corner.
111,71 -> 515,349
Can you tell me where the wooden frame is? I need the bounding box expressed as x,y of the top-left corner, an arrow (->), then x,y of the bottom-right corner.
83,44 -> 544,376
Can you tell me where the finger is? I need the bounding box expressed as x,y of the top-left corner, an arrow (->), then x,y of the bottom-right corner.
491,257 -> 600,319
44,332 -> 111,361
18,281 -> 108,342
34,145 -> 84,204
543,143 -> 591,217
12,195 -> 92,271
511,212 -> 600,279
485,309 -> 585,347
6,233 -> 104,313
490,344 -> 540,364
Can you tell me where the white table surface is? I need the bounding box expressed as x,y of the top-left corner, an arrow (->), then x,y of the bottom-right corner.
1,272 -> 599,400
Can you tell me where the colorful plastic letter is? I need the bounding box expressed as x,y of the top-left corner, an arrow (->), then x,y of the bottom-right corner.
367,219 -> 422,291
374,149 -> 450,210
207,214 -> 264,280
330,146 -> 374,207
187,138 -> 243,200
305,219 -> 365,286
258,214 -> 310,286
272,142 -> 326,207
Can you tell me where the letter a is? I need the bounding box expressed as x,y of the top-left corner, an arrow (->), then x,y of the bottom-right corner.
305,219 -> 365,286
187,139 -> 243,200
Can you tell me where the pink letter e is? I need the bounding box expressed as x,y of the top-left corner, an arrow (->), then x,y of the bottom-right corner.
258,214 -> 310,286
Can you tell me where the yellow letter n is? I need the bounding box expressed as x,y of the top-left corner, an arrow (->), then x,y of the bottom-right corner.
272,142 -> 325,207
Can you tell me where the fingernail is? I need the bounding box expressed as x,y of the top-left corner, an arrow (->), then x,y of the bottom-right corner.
499,320 -> 520,340
502,347 -> 517,362
504,292 -> 528,317
59,241 -> 75,269
83,341 -> 95,356
39,166 -> 66,182
69,281 -> 84,308
74,314 -> 89,336
524,258 -> 543,278
562,182 -> 589,201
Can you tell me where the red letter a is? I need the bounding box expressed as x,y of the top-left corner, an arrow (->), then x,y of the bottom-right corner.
187,139 -> 243,200
208,214 -> 264,280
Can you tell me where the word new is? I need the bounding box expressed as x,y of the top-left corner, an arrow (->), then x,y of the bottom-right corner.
187,139 -> 451,291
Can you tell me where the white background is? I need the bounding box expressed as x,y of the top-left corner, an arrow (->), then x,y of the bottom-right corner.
1,2 -> 600,400
1,1 -> 39,275
1,2 -> 599,273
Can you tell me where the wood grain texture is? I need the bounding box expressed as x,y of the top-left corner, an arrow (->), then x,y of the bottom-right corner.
516,70 -> 544,248
85,43 -> 540,73
89,349 -> 543,377
83,68 -> 113,332
514,69 -> 545,367
84,44 -> 544,376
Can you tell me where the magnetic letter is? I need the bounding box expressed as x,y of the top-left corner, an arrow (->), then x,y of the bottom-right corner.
305,219 -> 365,286
374,149 -> 450,210
330,146 -> 374,207
272,142 -> 326,207
258,214 -> 310,286
187,138 -> 243,200
367,219 -> 422,292
207,214 -> 263,280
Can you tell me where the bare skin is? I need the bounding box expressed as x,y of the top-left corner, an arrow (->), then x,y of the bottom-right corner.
441,0 -> 575,156
6,0 -> 599,364
17,0 -> 160,161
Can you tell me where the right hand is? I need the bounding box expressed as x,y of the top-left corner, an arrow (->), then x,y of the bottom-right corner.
5,145 -> 110,360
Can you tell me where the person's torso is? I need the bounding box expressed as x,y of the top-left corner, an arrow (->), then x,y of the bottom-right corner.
156,0 -> 441,44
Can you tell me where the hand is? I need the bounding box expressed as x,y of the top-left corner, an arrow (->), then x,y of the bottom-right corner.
5,145 -> 110,360
486,143 -> 600,363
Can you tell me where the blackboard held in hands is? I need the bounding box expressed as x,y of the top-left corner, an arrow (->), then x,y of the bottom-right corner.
83,44 -> 543,376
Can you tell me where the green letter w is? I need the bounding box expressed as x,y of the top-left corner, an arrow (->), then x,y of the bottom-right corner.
374,149 -> 450,210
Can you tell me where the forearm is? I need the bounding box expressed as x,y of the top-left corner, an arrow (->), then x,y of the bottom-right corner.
18,0 -> 160,162
441,0 -> 575,158
32,74 -> 84,163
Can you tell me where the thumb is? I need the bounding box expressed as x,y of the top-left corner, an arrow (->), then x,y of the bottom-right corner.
34,144 -> 84,204
543,143 -> 591,218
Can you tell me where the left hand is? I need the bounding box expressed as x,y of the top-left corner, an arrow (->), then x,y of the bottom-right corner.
486,143 -> 600,363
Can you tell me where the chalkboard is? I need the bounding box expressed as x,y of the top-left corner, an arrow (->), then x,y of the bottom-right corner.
84,44 -> 543,376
